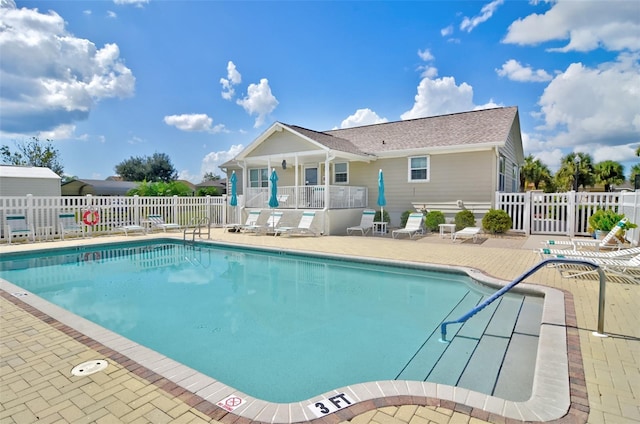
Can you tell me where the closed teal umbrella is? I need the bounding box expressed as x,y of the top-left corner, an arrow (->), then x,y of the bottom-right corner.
268,168 -> 279,208
229,171 -> 237,207
377,169 -> 386,221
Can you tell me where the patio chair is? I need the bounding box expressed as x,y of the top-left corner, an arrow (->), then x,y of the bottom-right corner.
392,213 -> 424,239
225,210 -> 261,232
58,212 -> 85,240
453,227 -> 482,243
244,211 -> 283,234
4,214 -> 35,244
118,224 -> 146,236
274,211 -> 318,237
543,218 -> 627,251
146,214 -> 180,232
346,209 -> 376,236
552,253 -> 640,283
538,245 -> 640,261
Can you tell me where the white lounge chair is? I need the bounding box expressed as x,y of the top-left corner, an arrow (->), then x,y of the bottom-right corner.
58,212 -> 85,240
453,227 -> 482,243
346,209 -> 376,236
225,210 -> 261,232
245,211 -> 283,234
5,214 -> 34,244
146,214 -> 180,232
553,253 -> 640,283
118,224 -> 146,236
538,246 -> 640,260
543,218 -> 627,251
392,213 -> 424,239
274,211 -> 317,237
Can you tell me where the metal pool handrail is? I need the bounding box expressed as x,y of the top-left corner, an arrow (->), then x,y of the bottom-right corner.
439,258 -> 606,343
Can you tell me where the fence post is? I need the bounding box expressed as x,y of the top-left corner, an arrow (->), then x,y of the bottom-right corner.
523,191 -> 531,235
568,190 -> 577,237
133,195 -> 140,225
172,195 -> 178,224
26,194 -> 34,231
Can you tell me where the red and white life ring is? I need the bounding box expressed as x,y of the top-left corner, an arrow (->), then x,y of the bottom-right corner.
82,210 -> 100,226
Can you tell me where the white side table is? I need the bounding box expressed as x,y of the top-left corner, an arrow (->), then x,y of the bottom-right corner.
373,221 -> 387,236
439,223 -> 456,239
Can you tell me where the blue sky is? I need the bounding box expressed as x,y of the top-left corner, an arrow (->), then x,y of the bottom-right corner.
1,0 -> 639,182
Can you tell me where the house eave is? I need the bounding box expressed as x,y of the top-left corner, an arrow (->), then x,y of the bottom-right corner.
372,141 -> 504,158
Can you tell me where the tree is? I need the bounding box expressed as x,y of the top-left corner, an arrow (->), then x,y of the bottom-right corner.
555,152 -> 594,191
115,153 -> 177,182
202,172 -> 221,182
631,164 -> 640,188
636,146 -> 640,156
520,155 -> 552,190
1,136 -> 64,176
593,160 -> 625,192
128,180 -> 192,196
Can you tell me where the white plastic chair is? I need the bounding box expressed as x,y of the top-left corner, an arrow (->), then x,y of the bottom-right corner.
5,214 -> 34,244
58,212 -> 85,240
392,213 -> 424,239
146,214 -> 180,232
346,210 -> 376,236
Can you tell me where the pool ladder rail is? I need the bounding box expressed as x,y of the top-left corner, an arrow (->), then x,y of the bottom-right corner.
439,258 -> 606,343
183,217 -> 210,243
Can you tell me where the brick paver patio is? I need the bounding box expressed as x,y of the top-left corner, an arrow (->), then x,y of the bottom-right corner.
1,231 -> 638,423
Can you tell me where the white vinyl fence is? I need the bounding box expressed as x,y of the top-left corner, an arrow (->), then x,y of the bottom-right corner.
0,194 -> 228,240
496,190 -> 640,245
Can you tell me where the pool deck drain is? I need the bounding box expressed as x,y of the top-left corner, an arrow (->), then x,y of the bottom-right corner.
1,231 -> 638,424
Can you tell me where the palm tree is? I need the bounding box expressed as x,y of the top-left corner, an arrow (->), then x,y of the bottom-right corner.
520,155 -> 552,190
555,152 -> 594,191
593,160 -> 625,192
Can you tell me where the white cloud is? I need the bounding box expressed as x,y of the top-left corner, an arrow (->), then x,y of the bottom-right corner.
536,54 -> 640,148
401,76 -> 474,119
340,109 -> 388,129
107,10 -> 117,19
127,136 -> 145,145
220,61 -> 242,100
236,78 -> 279,127
460,0 -> 504,33
163,113 -> 227,133
199,144 -> 245,181
418,49 -> 434,62
38,124 -> 76,140
504,0 -> 640,52
440,25 -> 453,37
0,5 -> 135,134
496,59 -> 553,82
113,0 -> 148,6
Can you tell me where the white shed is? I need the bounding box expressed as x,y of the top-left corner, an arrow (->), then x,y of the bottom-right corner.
0,165 -> 61,196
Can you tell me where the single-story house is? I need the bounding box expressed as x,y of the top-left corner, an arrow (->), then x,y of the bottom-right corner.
220,106 -> 524,235
196,179 -> 227,195
61,179 -> 139,196
0,165 -> 61,196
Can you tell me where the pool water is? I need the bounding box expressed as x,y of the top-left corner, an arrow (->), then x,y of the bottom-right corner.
0,241 -> 540,403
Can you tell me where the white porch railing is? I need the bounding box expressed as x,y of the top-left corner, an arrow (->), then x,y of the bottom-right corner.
0,195 -> 226,240
244,185 -> 368,209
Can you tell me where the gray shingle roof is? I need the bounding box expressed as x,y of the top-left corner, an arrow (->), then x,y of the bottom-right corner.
318,106 -> 518,154
284,125 -> 372,156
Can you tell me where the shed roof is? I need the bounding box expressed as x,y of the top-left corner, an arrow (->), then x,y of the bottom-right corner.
0,165 -> 61,180
61,179 -> 138,196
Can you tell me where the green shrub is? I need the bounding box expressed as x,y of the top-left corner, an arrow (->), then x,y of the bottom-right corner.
454,209 -> 476,230
374,210 -> 390,223
400,210 -> 414,228
588,209 -> 637,233
482,209 -> 512,234
424,210 -> 445,231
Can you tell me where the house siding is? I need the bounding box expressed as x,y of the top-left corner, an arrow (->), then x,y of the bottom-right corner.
250,131 -> 318,156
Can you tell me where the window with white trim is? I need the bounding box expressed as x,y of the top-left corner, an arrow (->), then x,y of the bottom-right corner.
333,162 -> 348,184
498,155 -> 506,191
408,156 -> 429,182
249,168 -> 269,188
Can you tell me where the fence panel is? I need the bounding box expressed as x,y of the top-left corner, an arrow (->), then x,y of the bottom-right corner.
0,195 -> 226,241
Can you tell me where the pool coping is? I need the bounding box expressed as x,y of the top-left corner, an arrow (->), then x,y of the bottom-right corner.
0,238 -> 589,423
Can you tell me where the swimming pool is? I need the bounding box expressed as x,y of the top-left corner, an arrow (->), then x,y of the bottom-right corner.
0,238 -> 571,422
